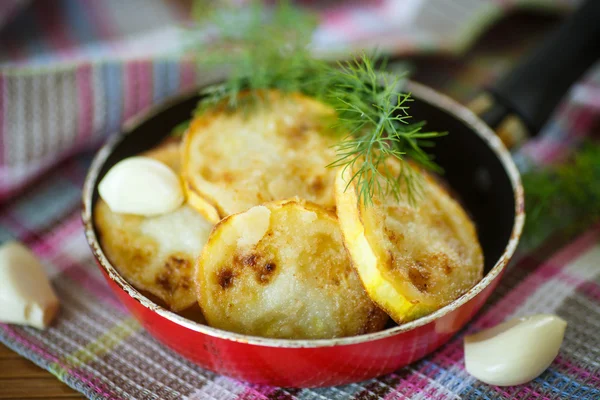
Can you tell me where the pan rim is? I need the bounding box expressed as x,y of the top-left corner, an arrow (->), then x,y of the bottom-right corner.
81,80 -> 525,348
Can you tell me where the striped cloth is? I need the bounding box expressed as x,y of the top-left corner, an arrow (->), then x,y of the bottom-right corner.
1,1 -> 599,399
0,0 -> 580,201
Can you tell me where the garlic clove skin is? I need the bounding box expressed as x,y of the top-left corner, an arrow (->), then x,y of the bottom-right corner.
98,156 -> 184,216
464,314 -> 567,386
0,242 -> 60,329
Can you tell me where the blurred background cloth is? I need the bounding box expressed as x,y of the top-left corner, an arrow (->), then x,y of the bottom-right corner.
1,1 -> 600,399
0,0 -> 581,201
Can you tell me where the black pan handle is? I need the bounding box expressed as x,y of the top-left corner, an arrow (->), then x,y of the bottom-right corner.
472,0 -> 600,147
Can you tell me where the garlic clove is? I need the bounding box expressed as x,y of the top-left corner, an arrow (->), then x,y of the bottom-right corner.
98,156 -> 184,216
0,242 -> 60,329
464,314 -> 567,386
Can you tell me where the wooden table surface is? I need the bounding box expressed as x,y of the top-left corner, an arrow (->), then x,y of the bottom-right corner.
0,343 -> 84,400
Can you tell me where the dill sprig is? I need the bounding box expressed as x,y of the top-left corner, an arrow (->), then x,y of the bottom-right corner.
192,0 -> 320,111
190,0 -> 443,204
323,56 -> 445,204
523,141 -> 600,247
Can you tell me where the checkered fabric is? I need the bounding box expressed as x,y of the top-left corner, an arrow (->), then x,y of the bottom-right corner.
1,1 -> 599,399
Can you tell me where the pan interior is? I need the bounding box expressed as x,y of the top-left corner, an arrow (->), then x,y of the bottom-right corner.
92,91 -> 516,284
408,99 -> 516,274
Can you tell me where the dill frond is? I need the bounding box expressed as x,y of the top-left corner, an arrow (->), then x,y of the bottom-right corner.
523,141 -> 600,246
190,0 -> 444,205
192,0 -> 320,111
323,54 -> 445,204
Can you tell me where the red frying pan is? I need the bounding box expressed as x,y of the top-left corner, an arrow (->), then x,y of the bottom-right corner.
82,0 -> 600,387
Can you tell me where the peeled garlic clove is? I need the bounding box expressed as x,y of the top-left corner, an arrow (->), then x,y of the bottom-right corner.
98,156 -> 184,216
0,242 -> 60,329
464,314 -> 567,386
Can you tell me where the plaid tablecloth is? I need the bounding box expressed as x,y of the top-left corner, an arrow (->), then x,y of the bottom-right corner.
1,1 -> 599,399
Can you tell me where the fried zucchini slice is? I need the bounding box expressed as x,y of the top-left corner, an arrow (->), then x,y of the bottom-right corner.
183,90 -> 339,223
94,140 -> 213,311
335,161 -> 484,324
196,199 -> 388,339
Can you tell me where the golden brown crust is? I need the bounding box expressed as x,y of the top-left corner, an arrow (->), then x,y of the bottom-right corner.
182,90 -> 340,223
94,140 -> 213,311
335,160 -> 484,323
196,198 -> 388,339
